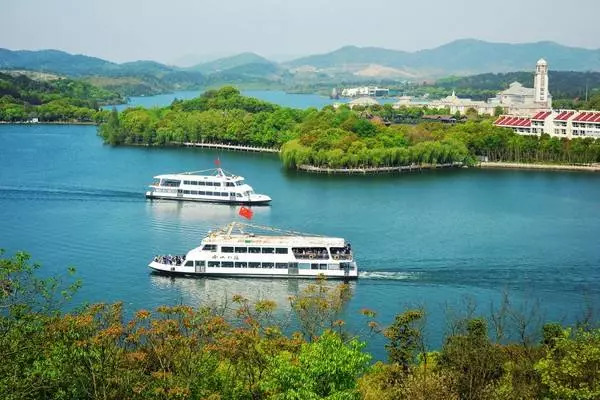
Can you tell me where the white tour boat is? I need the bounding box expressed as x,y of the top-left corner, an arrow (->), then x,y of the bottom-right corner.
149,222 -> 358,279
145,168 -> 271,205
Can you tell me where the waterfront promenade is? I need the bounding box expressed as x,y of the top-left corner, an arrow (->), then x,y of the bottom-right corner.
479,161 -> 600,172
182,142 -> 279,153
297,162 -> 463,174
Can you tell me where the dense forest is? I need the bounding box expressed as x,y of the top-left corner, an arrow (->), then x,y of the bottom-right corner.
0,72 -> 123,122
1,250 -> 599,400
99,87 -> 600,168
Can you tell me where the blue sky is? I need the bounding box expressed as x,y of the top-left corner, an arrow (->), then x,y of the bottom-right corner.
2,0 -> 599,65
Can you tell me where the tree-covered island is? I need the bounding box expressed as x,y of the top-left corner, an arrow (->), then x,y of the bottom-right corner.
99,87 -> 600,170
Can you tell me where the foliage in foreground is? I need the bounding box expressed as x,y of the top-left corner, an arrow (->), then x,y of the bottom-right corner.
1,250 -> 599,400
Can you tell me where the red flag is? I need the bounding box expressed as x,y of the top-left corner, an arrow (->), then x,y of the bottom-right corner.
215,157 -> 221,167
239,206 -> 253,220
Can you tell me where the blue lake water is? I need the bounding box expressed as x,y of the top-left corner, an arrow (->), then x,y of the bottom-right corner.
108,89 -> 397,111
1,123 -> 599,358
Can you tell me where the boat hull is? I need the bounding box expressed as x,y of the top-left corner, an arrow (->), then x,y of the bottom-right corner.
145,192 -> 271,205
148,261 -> 358,280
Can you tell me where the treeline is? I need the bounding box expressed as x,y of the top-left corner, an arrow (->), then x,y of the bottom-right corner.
2,251 -> 599,400
99,87 -> 304,147
0,72 -> 123,122
99,87 -> 600,168
281,113 -> 600,169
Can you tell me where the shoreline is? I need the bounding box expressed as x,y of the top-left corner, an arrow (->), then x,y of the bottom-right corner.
479,161 -> 600,172
0,121 -> 96,125
182,142 -> 279,153
296,162 -> 463,174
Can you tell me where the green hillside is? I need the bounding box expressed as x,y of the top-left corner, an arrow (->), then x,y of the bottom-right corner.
189,52 -> 273,74
0,72 -> 122,122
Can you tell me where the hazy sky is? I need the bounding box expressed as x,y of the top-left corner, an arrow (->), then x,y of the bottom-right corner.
2,0 -> 600,65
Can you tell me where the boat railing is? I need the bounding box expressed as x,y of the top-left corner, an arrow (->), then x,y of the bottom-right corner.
331,254 -> 353,260
294,254 -> 330,260
153,255 -> 186,266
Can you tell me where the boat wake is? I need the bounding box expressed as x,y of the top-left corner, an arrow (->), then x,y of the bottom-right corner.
359,271 -> 420,280
0,185 -> 141,201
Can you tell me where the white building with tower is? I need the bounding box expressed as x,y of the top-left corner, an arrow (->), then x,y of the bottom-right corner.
394,59 -> 552,116
487,58 -> 552,115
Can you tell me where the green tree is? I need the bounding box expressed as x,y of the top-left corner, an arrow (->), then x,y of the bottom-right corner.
535,328 -> 600,400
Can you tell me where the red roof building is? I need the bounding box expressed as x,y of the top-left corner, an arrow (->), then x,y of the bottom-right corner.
494,110 -> 600,139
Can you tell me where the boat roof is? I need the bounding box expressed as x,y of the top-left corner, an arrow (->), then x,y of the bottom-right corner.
202,222 -> 347,247
153,168 -> 244,180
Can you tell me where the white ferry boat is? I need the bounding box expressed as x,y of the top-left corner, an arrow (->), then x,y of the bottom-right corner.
145,168 -> 271,205
149,222 -> 358,279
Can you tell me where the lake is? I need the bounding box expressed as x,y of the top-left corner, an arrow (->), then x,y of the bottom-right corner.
1,123 -> 599,358
108,89 -> 398,111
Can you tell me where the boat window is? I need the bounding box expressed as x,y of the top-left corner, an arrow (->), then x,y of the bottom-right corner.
195,260 -> 205,267
275,248 -> 288,254
191,190 -> 198,195
235,247 -> 247,253
221,246 -> 233,253
320,264 -> 328,270
162,179 -> 180,187
222,261 -> 234,268
202,244 -> 217,252
249,262 -> 261,268
226,182 -> 234,187
208,261 -> 220,267
184,260 -> 193,267
183,190 -> 190,194
236,193 -> 242,198
205,191 -> 213,196
248,247 -> 260,254
192,181 -> 198,185
311,263 -> 319,270
221,192 -> 227,197
261,247 -> 275,254
213,182 -> 221,187
198,181 -> 205,186
262,262 -> 274,268
229,192 -> 236,197
299,263 -> 310,270
292,247 -> 329,260
198,191 -> 205,195
235,262 -> 248,268
330,246 -> 352,260
276,263 -> 288,269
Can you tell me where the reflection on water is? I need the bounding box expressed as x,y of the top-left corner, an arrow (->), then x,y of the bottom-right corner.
149,273 -> 356,313
146,200 -> 270,224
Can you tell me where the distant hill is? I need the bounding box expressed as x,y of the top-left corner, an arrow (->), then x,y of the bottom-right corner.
0,48 -> 114,76
4,40 -> 600,96
286,39 -> 600,76
189,52 -> 274,74
0,48 -> 206,96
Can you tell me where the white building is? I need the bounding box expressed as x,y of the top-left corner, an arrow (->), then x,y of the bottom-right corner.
487,59 -> 552,115
494,110 -> 600,139
341,86 -> 389,97
348,97 -> 380,109
393,59 -> 552,116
